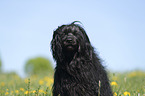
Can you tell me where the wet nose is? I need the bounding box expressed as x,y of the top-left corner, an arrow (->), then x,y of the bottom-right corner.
68,33 -> 73,36
67,37 -> 73,43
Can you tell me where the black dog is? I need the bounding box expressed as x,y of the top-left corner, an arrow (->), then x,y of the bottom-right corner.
51,21 -> 113,96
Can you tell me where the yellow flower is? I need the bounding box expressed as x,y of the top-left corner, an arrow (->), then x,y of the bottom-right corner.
111,81 -> 118,86
15,90 -> 19,94
5,92 -> 9,95
113,92 -> 117,96
25,79 -> 29,84
49,78 -> 54,83
46,78 -> 54,87
1,82 -> 5,86
128,71 -> 145,78
20,88 -> 24,91
44,76 -> 50,81
32,90 -> 36,93
39,90 -> 45,93
124,91 -> 130,96
11,91 -> 14,94
39,80 -> 44,85
128,72 -> 136,77
24,91 -> 29,94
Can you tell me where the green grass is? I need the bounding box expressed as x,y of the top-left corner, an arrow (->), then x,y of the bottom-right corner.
0,71 -> 144,96
110,71 -> 145,96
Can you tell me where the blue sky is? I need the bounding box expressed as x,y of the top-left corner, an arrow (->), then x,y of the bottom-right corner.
0,0 -> 145,77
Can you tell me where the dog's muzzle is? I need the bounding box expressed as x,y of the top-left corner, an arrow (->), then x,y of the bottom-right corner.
62,33 -> 78,52
63,33 -> 77,46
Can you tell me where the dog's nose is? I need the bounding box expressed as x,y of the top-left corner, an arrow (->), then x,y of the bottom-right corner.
67,37 -> 73,43
66,33 -> 74,43
68,33 -> 73,36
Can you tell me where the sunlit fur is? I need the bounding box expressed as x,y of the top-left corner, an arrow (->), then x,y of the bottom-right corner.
51,21 -> 113,96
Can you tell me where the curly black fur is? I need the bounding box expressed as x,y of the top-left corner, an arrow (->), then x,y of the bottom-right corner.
51,21 -> 113,96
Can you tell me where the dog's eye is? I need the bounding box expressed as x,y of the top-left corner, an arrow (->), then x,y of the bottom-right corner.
63,31 -> 68,35
73,32 -> 76,35
73,31 -> 78,35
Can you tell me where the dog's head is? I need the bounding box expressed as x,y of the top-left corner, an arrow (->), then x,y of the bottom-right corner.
51,21 -> 91,62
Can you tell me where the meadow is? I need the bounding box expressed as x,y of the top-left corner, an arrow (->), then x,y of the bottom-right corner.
0,71 -> 144,96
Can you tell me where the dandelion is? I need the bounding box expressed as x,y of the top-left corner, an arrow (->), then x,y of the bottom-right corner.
20,88 -> 24,91
128,71 -> 145,78
45,78 -> 54,90
39,89 -> 45,93
39,80 -> 44,85
49,78 -> 54,83
44,76 -> 50,81
24,91 -> 29,94
113,92 -> 117,96
46,78 -> 54,87
1,82 -> 5,86
11,91 -> 14,94
31,90 -> 36,93
111,81 -> 118,86
15,90 -> 19,94
128,72 -> 137,77
25,79 -> 29,84
124,91 -> 130,96
5,92 -> 9,95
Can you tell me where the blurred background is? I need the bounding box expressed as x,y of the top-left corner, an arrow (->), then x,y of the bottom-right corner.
0,0 -> 145,77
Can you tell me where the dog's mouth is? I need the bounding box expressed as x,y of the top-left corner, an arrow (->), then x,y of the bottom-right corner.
65,45 -> 75,51
61,32 -> 79,53
63,38 -> 78,52
64,42 -> 78,51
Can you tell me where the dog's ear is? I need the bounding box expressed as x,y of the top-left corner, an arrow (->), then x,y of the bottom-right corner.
78,42 -> 93,60
85,43 -> 93,60
51,33 -> 63,62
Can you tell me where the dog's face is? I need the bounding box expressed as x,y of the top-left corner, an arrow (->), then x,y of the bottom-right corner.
62,33 -> 78,52
51,22 -> 91,62
61,27 -> 80,53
